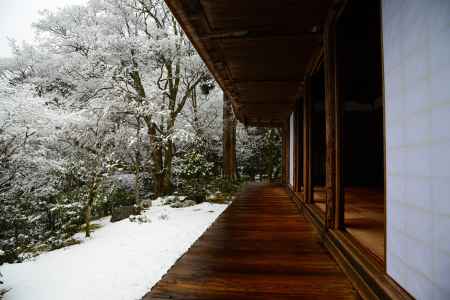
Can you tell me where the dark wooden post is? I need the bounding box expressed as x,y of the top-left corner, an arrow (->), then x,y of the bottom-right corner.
297,98 -> 305,194
292,100 -> 302,192
323,4 -> 344,230
303,79 -> 312,203
281,125 -> 288,185
223,94 -> 237,180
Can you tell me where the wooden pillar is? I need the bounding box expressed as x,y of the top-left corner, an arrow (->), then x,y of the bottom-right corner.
294,99 -> 303,193
286,124 -> 290,185
223,94 -> 237,180
323,4 -> 344,230
303,79 -> 312,203
281,125 -> 288,185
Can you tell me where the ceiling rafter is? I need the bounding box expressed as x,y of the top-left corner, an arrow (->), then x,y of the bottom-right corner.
165,0 -> 334,126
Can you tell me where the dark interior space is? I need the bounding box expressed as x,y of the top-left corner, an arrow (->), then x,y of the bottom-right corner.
311,64 -> 327,190
338,1 -> 384,188
336,0 -> 385,262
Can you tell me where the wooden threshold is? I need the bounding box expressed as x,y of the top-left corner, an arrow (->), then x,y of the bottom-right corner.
313,188 -> 385,262
288,187 -> 413,300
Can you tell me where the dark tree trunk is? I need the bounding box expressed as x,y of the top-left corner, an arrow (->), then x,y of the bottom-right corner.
84,178 -> 96,237
223,94 -> 237,180
148,124 -> 164,198
162,139 -> 173,194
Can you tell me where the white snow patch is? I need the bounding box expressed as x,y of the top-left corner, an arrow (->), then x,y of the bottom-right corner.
1,201 -> 228,300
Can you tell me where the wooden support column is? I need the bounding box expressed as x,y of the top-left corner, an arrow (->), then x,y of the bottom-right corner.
294,99 -> 303,193
223,94 -> 237,180
324,3 -> 344,230
286,123 -> 291,185
303,79 -> 312,203
281,125 -> 288,185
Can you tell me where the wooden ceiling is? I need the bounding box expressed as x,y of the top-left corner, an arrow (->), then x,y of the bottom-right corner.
165,0 -> 334,126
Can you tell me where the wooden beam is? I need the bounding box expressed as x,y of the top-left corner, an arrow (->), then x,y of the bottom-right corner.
199,30 -> 249,39
200,31 -> 322,41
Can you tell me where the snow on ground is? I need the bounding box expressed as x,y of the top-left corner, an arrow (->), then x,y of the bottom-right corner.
1,200 -> 228,300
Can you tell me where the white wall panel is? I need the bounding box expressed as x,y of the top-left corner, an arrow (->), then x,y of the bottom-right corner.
383,1 -> 450,299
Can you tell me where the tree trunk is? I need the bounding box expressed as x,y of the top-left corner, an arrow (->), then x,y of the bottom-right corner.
267,158 -> 274,182
223,94 -> 237,180
134,167 -> 140,205
162,139 -> 173,194
133,119 -> 141,205
148,124 -> 164,198
84,205 -> 91,238
84,180 -> 96,237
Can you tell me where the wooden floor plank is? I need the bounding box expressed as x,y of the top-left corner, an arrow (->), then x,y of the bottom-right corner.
143,183 -> 360,300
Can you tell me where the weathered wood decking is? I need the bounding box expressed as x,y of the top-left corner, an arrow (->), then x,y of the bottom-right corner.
143,184 -> 360,300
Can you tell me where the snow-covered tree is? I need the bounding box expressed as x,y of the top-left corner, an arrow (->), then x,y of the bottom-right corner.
0,0 -> 282,263
31,0 -> 210,197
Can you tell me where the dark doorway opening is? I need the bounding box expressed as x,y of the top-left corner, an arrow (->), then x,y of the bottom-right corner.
336,0 -> 385,263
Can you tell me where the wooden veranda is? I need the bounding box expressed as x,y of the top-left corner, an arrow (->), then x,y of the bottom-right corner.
143,184 -> 359,300
154,1 -> 415,299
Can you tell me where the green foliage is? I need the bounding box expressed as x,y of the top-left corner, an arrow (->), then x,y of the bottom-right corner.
95,184 -> 135,217
177,151 -> 214,202
237,127 -> 282,181
0,178 -> 136,263
179,151 -> 214,179
175,145 -> 243,203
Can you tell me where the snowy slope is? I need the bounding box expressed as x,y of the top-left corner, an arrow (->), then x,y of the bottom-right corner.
2,200 -> 228,300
